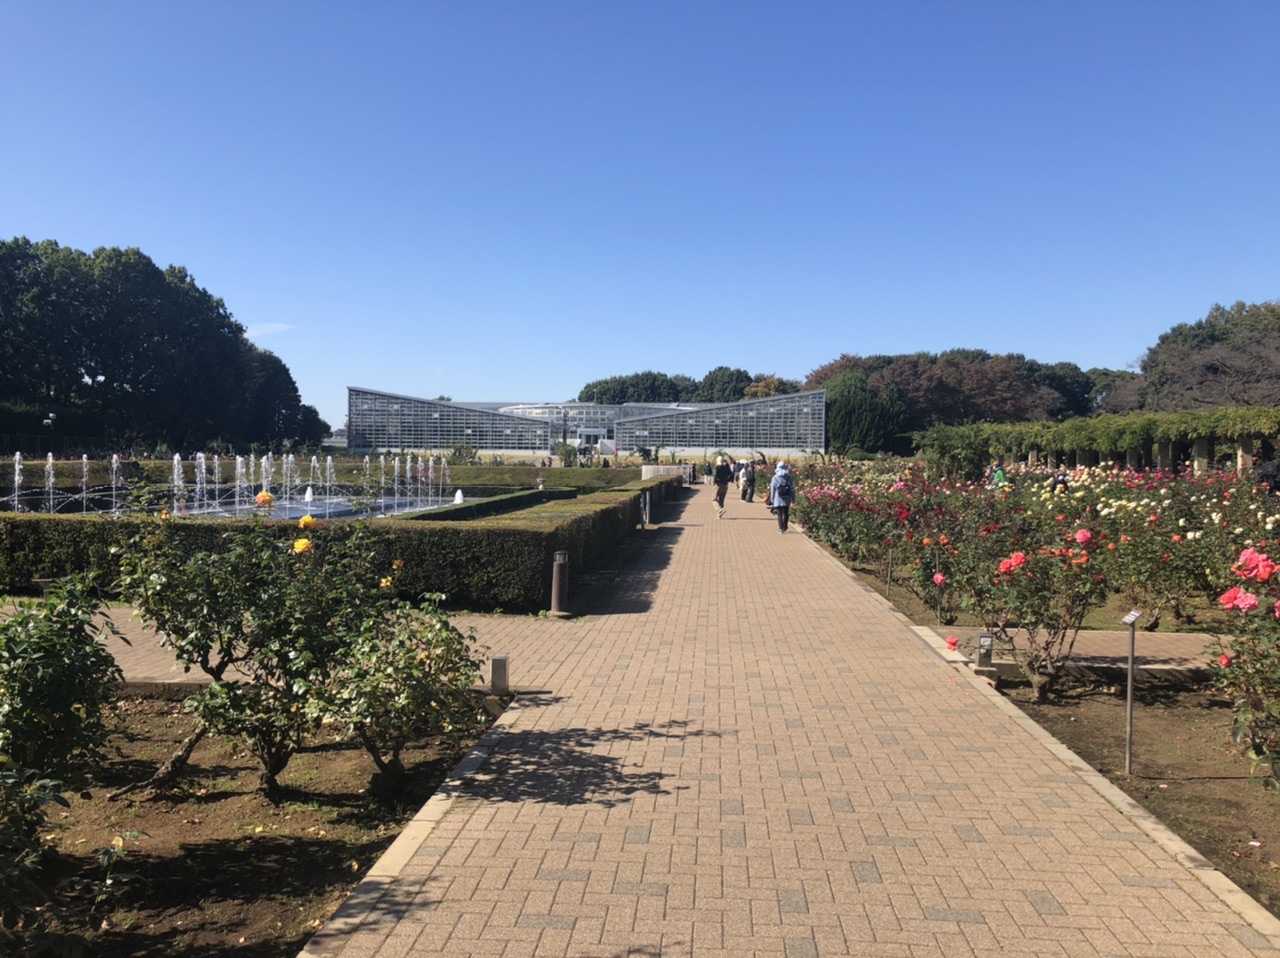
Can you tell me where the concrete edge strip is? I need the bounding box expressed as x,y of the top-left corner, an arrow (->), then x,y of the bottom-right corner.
298,700 -> 524,957
795,529 -> 1280,942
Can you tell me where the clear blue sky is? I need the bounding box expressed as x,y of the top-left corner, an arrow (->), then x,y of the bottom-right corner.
4,3 -> 1278,427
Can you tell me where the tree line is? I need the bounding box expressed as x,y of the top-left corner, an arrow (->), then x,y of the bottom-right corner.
0,237 -> 328,449
578,299 -> 1280,456
576,367 -> 801,405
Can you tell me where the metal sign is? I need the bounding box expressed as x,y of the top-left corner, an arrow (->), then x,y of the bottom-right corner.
1121,609 -> 1142,625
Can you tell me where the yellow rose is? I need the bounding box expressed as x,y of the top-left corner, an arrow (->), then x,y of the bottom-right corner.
292,537 -> 313,555
379,576 -> 393,590
298,514 -> 316,530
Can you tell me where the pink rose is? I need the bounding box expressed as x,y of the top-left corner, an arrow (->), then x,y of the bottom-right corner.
1218,585 -> 1260,612
1074,529 -> 1093,546
932,572 -> 946,587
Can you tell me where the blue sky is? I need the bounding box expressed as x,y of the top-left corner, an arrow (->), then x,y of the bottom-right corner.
3,3 -> 1278,427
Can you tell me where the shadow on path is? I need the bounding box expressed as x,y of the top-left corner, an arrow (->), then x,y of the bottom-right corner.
573,488 -> 696,616
470,706 -> 723,808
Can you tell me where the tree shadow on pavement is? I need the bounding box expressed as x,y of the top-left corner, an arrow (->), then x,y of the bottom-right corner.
466,711 -> 723,808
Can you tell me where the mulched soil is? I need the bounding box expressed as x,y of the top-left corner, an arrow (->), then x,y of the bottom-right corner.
1010,682 -> 1280,920
19,695 -> 501,957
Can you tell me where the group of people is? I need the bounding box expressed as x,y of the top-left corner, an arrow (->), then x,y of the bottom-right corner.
710,455 -> 795,533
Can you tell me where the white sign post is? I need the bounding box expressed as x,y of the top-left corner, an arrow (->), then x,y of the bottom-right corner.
1121,609 -> 1142,775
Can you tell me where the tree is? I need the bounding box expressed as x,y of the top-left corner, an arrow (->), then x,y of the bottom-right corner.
808,350 -> 1116,434
0,236 -> 323,448
744,373 -> 801,398
1086,367 -> 1143,413
578,371 -> 688,404
695,366 -> 753,403
824,371 -> 907,454
1139,301 -> 1280,410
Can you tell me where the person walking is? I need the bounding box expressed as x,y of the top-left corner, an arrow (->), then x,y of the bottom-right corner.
740,459 -> 756,502
712,455 -> 733,517
768,460 -> 795,533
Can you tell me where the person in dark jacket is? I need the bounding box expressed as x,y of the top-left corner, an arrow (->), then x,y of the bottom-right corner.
768,461 -> 795,533
712,456 -> 733,517
740,460 -> 756,502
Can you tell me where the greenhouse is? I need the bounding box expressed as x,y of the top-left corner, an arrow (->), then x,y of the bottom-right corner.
348,387 -> 826,454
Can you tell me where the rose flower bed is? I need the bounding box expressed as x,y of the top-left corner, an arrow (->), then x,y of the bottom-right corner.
794,458 -> 1280,706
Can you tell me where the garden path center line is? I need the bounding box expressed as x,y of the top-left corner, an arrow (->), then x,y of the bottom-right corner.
304,483 -> 1278,958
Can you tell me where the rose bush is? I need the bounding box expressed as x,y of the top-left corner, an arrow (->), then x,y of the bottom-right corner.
795,458 -> 1280,705
1213,547 -> 1280,788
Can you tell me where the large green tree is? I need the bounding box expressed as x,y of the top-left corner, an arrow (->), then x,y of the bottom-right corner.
0,237 -> 328,447
824,371 -> 908,454
1139,300 -> 1280,410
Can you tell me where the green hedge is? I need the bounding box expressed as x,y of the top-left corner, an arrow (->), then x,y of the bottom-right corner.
0,476 -> 684,612
406,488 -> 576,521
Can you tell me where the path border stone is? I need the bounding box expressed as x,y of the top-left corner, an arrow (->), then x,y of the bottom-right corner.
797,530 -> 1280,945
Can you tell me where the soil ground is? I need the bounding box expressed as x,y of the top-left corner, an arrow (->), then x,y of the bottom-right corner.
22,695 -> 500,957
847,558 -> 1235,634
1010,682 -> 1280,921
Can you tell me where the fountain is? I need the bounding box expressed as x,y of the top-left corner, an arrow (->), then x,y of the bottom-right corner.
303,485 -> 314,517
325,456 -> 335,518
171,453 -> 184,514
81,454 -> 89,513
110,453 -> 120,515
45,453 -> 55,513
12,452 -> 21,513
234,455 -> 247,514
393,455 -> 401,513
194,453 -> 208,513
261,453 -> 273,494
379,454 -> 386,513
362,455 -> 371,500
213,454 -> 222,510
453,488 -> 464,504
310,455 -> 321,495
428,455 -> 436,505
248,452 -> 256,492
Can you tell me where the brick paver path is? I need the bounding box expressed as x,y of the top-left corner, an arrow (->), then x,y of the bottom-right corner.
95,485 -> 1279,956
293,484 -> 1279,957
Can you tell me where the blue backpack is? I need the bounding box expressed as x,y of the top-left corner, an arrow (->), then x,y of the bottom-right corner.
775,472 -> 793,500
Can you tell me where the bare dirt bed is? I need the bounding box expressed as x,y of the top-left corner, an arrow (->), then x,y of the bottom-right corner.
1010,683 -> 1280,920
28,696 -> 500,957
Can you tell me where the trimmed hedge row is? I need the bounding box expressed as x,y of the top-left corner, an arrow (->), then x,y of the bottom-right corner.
407,488 -> 577,521
0,476 -> 684,611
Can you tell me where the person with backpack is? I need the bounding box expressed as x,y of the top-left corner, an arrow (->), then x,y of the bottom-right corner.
768,461 -> 795,533
712,455 -> 733,517
740,459 -> 756,502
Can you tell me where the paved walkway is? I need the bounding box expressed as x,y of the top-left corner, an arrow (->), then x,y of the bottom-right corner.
102,486 -> 1280,956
